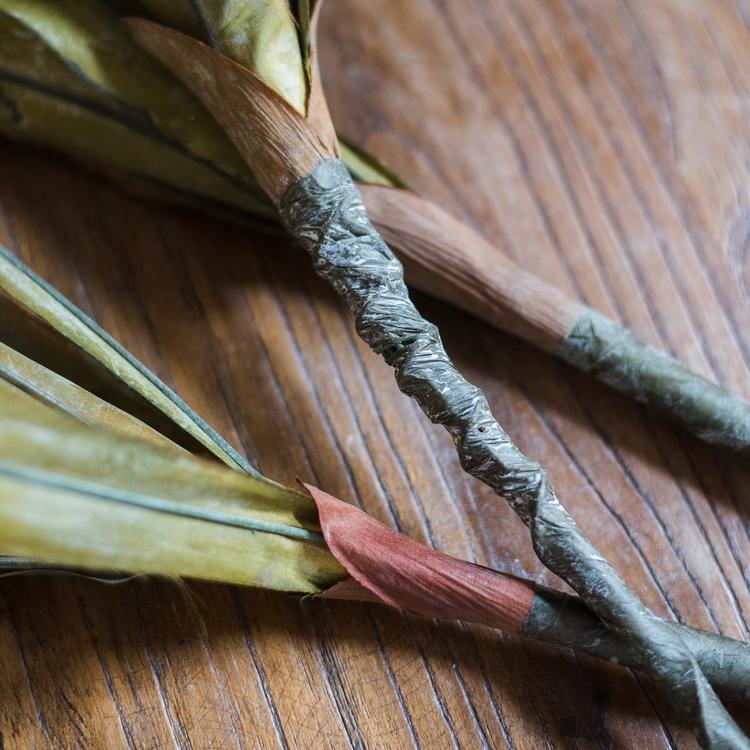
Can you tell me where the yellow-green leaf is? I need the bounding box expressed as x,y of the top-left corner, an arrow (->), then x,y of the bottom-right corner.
134,0 -> 208,39
339,139 -> 406,189
0,340 -> 185,454
0,0 -> 263,194
0,244 -> 256,473
0,1 -> 399,224
187,0 -> 307,113
0,379 -> 346,591
127,0 -> 308,112
0,73 -> 275,222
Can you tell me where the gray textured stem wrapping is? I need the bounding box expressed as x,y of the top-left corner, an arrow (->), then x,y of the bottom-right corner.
279,159 -> 748,749
523,586 -> 750,704
560,309 -> 750,453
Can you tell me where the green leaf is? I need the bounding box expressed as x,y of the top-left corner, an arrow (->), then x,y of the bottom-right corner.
339,139 -> 405,189
0,0 -> 269,203
132,0 -> 208,39
186,0 -> 308,114
293,0 -> 312,84
127,0 -> 308,111
0,244 -> 258,473
0,1 -> 399,223
0,74 -> 275,222
0,340 -> 186,454
0,0 -> 359,593
0,378 -> 346,591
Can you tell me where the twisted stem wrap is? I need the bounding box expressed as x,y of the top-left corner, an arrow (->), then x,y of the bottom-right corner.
560,309 -> 750,453
279,159 -> 747,748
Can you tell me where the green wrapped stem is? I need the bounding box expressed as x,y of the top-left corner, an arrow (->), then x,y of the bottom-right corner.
522,587 -> 750,704
561,309 -> 750,453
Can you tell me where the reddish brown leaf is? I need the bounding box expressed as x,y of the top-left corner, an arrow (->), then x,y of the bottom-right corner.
305,484 -> 536,633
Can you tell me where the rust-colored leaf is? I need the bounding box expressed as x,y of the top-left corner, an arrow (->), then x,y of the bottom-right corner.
305,484 -> 536,633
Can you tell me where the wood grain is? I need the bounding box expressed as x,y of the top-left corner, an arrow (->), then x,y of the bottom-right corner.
1,0 -> 750,747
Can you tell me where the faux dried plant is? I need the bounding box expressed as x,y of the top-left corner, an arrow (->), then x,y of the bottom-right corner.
0,1 -> 749,747
2,244 -> 748,706
1,0 -> 748,450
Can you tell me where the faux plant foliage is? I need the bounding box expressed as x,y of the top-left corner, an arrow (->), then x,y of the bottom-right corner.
0,377 -> 344,591
0,0 -> 389,223
5,300 -> 749,705
3,0 -> 749,455
0,241 -> 343,589
134,0 -> 307,107
0,341 -> 184,454
0,244 -> 255,472
0,0 -> 275,223
129,16 -> 748,747
1,238 -> 749,707
2,3 -> 750,744
0,235 -> 339,590
2,253 -> 748,703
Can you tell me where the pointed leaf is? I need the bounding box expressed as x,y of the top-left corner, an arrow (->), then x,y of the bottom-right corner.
0,2 -> 396,223
0,380 -> 345,591
0,340 -> 185,454
128,19 -> 327,202
0,0 -> 265,198
0,244 -> 257,473
339,139 -> 405,188
133,0 -> 208,38
185,0 -> 308,113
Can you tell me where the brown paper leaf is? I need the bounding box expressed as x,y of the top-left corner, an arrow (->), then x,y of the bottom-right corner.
128,18 -> 331,202
361,184 -> 580,350
306,484 -> 536,632
304,0 -> 338,156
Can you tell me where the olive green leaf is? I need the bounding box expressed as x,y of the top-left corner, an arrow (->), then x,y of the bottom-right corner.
0,0 -> 397,225
0,247 -> 348,592
0,244 -> 257,473
1,0 -> 246,169
193,0 -> 308,113
339,139 -> 407,189
131,1 -> 308,111
132,0 -> 208,38
0,0 -> 276,221
0,340 -> 185,454
0,378 -> 346,590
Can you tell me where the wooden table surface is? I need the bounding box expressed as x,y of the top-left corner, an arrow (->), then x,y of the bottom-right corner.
2,1 -> 750,747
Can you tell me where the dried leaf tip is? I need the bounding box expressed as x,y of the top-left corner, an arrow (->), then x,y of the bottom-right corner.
126,17 -> 335,204
304,484 -> 536,633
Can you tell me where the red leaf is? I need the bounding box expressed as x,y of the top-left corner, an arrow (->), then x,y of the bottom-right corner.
305,484 -> 536,633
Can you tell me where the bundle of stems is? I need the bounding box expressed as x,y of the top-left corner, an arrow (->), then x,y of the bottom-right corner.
1,0 -> 749,452
107,8 -> 747,747
1,1 -> 749,744
1,242 -> 749,707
